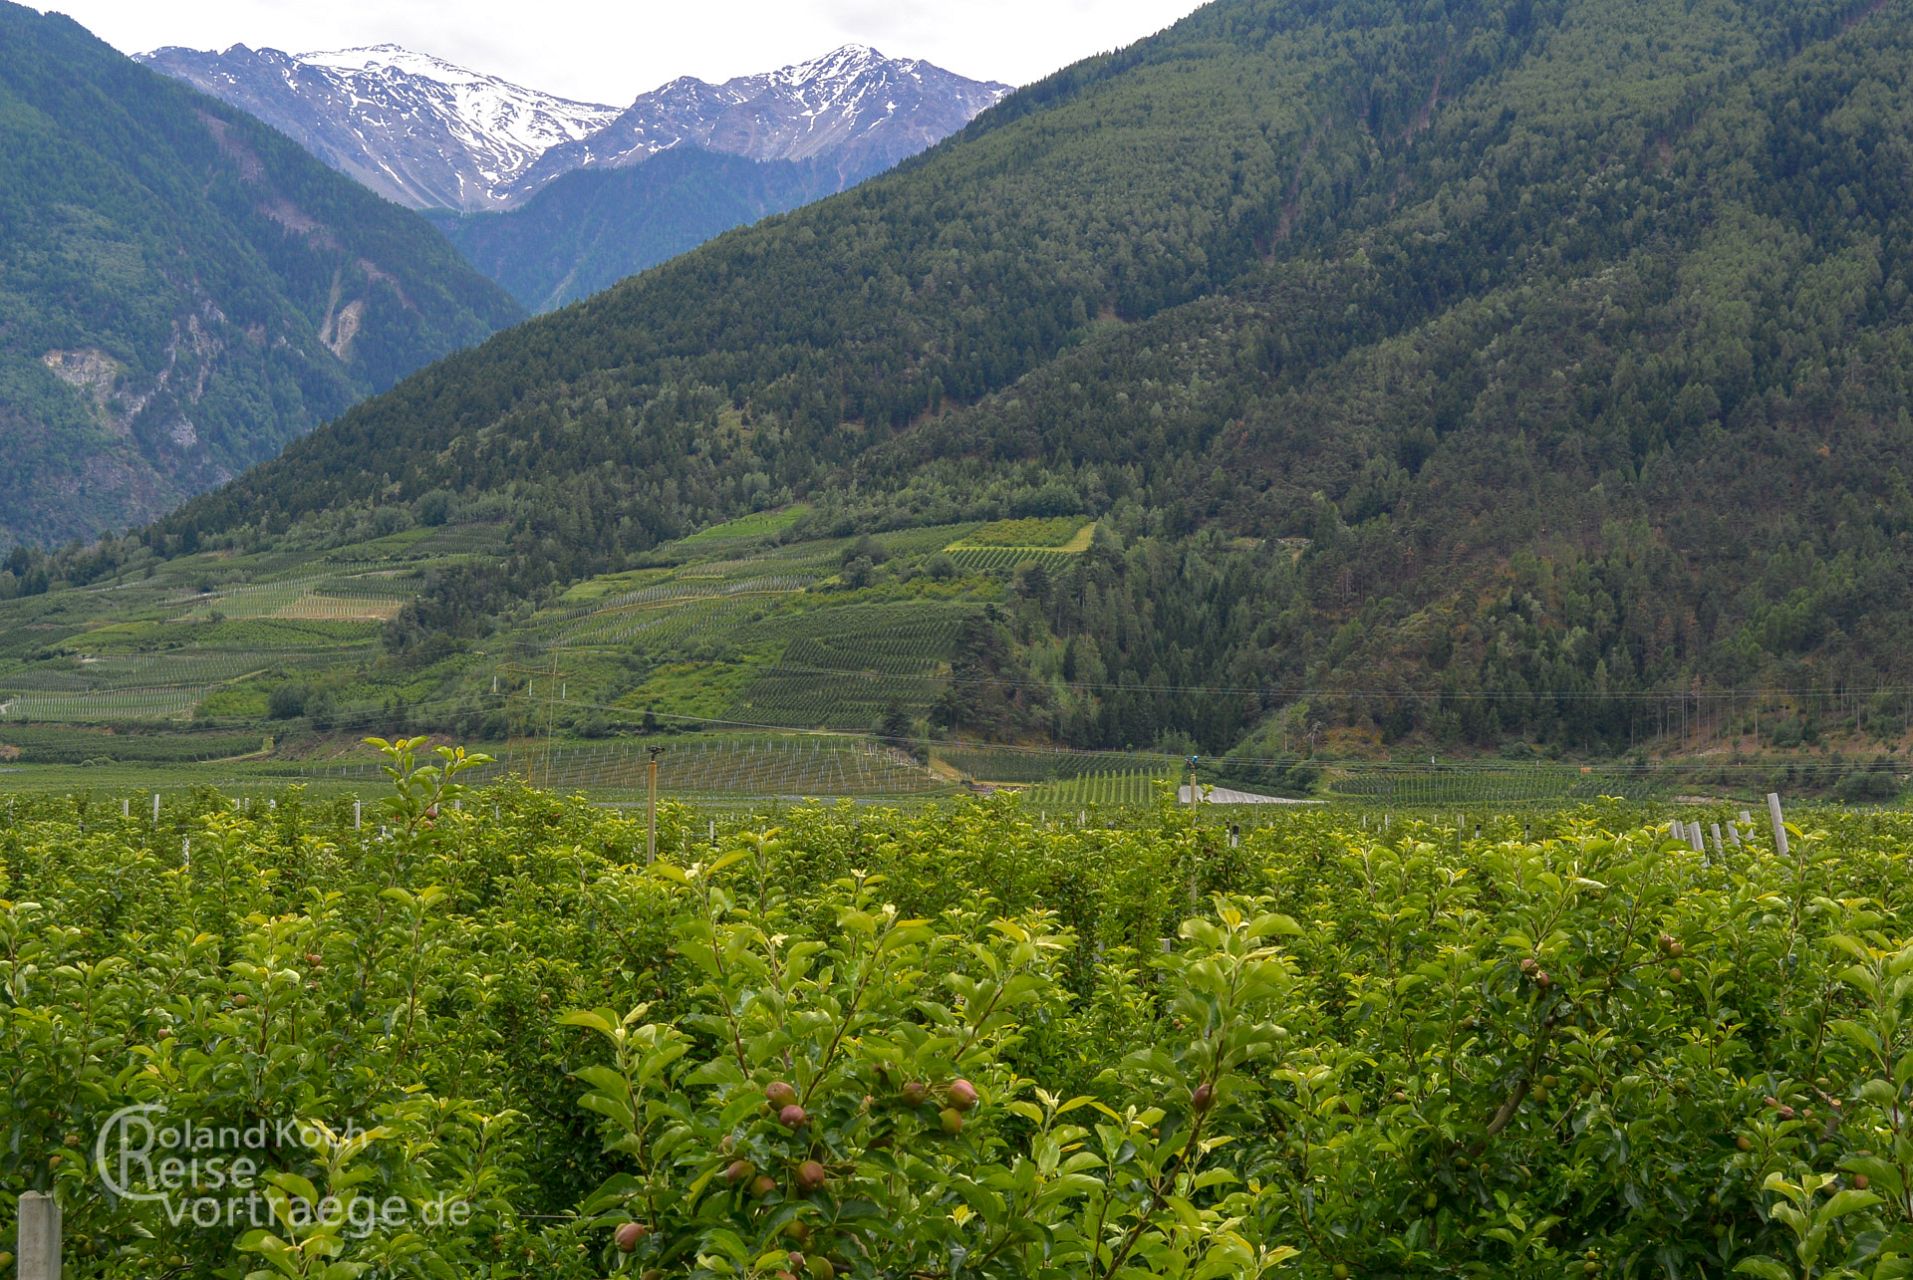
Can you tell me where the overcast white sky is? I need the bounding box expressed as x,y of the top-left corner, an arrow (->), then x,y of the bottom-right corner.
37,0 -> 1211,104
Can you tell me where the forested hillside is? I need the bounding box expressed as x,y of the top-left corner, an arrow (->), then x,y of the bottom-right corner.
429,150 -> 842,311
107,0 -> 1913,755
0,4 -> 522,545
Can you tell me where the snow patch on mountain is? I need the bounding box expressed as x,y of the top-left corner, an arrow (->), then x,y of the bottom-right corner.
140,43 -> 618,210
141,42 -> 1009,212
513,45 -> 1013,198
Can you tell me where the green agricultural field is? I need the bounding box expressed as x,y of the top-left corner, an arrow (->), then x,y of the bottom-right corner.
1325,762 -> 1665,808
511,734 -> 952,800
0,724 -> 265,764
0,505 -> 1872,811
954,517 -> 1093,548
1022,768 -> 1173,808
0,520 -> 532,744
674,505 -> 812,546
936,745 -> 1175,785
3,741 -> 1910,1279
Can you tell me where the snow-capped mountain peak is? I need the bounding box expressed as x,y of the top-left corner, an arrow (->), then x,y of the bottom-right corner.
512,46 -> 1012,198
296,44 -> 489,85
139,43 -> 618,211
141,41 -> 1010,213
776,44 -> 887,87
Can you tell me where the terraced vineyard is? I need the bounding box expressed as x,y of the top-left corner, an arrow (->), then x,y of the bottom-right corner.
726,601 -> 975,728
538,578 -> 816,651
942,518 -> 1094,572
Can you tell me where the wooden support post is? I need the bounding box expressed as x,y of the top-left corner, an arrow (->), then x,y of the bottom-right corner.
1767,793 -> 1790,860
646,746 -> 662,864
20,1189 -> 61,1280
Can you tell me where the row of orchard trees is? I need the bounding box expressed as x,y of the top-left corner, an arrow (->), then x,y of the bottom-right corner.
4,741 -> 1913,1275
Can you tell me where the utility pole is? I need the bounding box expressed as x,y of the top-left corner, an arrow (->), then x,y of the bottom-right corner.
647,746 -> 663,863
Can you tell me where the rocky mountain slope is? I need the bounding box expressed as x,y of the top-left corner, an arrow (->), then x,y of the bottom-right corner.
0,4 -> 523,545
138,42 -> 619,211
510,44 -> 1011,197
141,42 -> 1008,213
144,41 -> 1011,310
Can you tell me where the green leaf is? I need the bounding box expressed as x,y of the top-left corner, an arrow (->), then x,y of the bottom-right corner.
1819,1188 -> 1881,1220
556,1009 -> 617,1035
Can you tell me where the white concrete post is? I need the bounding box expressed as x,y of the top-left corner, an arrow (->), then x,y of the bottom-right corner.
19,1190 -> 61,1280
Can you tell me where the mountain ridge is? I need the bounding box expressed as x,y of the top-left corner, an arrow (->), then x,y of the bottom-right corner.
137,41 -> 620,211
0,2 -> 523,545
511,43 -> 1012,197
140,41 -> 1011,212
